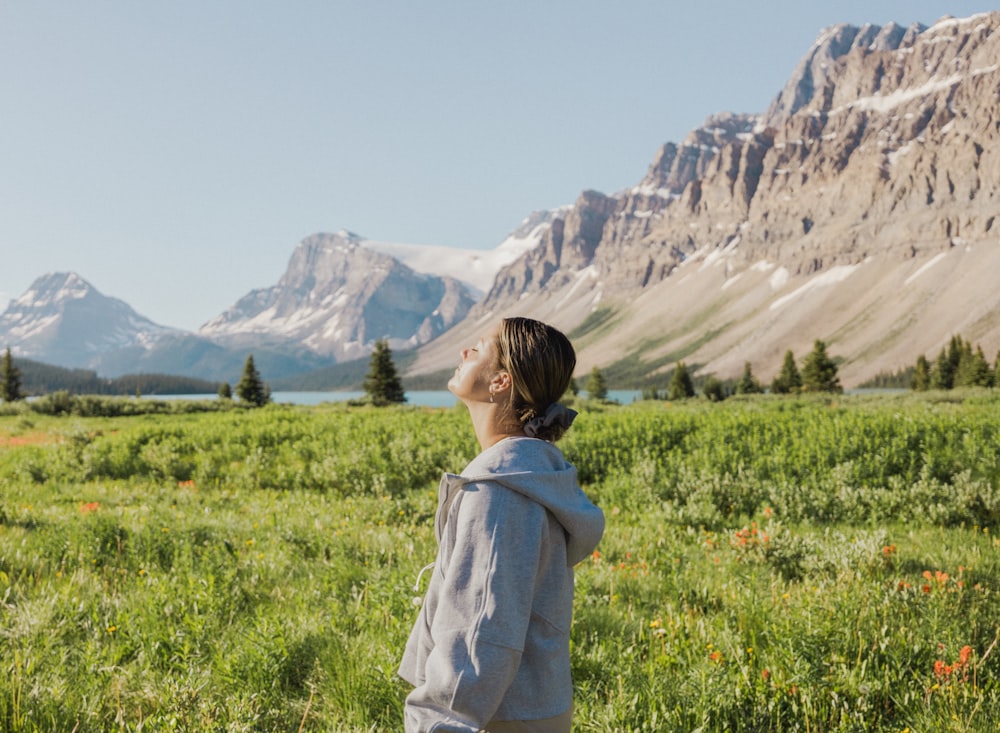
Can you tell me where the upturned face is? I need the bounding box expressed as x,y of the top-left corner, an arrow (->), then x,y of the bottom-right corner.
447,323 -> 501,403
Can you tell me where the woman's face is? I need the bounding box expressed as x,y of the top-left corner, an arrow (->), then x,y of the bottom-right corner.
448,324 -> 501,402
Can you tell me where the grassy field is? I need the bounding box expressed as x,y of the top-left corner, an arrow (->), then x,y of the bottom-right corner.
0,392 -> 998,731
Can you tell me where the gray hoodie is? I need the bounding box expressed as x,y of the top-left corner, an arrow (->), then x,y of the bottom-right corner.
399,436 -> 605,732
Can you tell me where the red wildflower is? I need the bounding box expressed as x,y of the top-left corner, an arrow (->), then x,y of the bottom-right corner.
958,645 -> 973,666
934,645 -> 975,681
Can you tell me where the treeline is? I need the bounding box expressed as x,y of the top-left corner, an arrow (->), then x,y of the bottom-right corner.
632,335 -> 999,401
637,339 -> 842,402
865,335 -> 1000,390
911,335 -> 997,390
3,352 -> 218,397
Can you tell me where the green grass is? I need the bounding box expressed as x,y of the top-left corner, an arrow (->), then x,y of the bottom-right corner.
1,393 -> 998,731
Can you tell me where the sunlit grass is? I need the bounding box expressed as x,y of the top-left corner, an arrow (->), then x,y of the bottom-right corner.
1,393 -> 998,731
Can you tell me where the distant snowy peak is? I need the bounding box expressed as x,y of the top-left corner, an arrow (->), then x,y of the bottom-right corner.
0,272 -> 176,366
358,210 -> 564,296
10,271 -> 91,309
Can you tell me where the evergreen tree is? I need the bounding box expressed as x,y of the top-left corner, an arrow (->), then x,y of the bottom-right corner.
1,346 -> 23,402
586,366 -> 608,401
734,361 -> 763,395
966,345 -> 994,387
702,375 -> 726,402
995,350 -> 1000,389
912,355 -> 931,391
930,346 -> 953,390
667,362 -> 695,400
363,339 -> 406,405
236,354 -> 270,407
947,335 -> 965,383
218,382 -> 233,400
801,340 -> 842,393
771,350 -> 802,394
952,336 -> 976,387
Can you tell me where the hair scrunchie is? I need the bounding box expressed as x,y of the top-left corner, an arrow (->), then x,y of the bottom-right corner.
523,402 -> 578,438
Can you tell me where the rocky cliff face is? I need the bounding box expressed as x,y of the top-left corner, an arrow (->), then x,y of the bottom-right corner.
412,12 -> 1000,387
200,231 -> 477,362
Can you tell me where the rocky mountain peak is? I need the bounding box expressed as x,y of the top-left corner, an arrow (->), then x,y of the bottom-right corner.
637,113 -> 759,198
200,231 -> 476,362
0,272 -> 174,369
763,20 -> 919,126
9,271 -> 92,309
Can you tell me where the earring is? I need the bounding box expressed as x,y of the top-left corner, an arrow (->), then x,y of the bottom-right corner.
489,389 -> 494,403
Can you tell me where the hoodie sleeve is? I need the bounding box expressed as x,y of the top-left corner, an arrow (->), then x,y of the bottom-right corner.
404,482 -> 546,733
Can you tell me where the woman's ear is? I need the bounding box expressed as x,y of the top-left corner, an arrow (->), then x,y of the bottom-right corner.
490,371 -> 512,396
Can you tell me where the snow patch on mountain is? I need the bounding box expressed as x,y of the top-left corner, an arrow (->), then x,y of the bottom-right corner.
769,265 -> 861,310
904,252 -> 948,285
360,212 -> 559,296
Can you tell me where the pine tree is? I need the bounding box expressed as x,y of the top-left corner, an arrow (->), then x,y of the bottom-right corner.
912,355 -> 931,391
930,347 -> 953,390
966,345 -> 994,387
952,336 -> 977,387
218,382 -> 233,400
771,350 -> 802,394
586,366 -> 608,401
1,346 -> 24,402
236,354 -> 270,407
947,335 -> 965,383
801,340 -> 842,393
363,339 -> 406,406
734,361 -> 763,395
667,362 -> 695,400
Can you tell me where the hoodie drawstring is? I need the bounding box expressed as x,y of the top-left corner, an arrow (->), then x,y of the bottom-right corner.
411,562 -> 436,606
413,562 -> 436,592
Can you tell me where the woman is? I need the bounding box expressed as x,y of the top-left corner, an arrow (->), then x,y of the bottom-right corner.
399,317 -> 605,732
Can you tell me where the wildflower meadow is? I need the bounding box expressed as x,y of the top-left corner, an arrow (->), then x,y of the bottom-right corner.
0,391 -> 998,731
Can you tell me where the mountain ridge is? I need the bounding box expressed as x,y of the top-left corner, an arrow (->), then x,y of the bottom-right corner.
408,11 -> 1000,388
3,13 -> 998,389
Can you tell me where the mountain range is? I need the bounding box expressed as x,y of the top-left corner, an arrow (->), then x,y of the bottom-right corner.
2,12 -> 998,388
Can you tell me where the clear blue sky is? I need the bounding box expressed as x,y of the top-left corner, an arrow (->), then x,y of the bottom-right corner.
1,1 -> 992,331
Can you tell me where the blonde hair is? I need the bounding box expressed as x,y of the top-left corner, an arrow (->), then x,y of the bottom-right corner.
494,317 -> 577,442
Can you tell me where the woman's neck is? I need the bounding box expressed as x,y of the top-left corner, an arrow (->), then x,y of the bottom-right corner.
467,403 -> 524,450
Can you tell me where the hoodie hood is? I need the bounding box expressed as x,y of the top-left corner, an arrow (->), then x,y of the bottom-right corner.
450,436 -> 604,565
